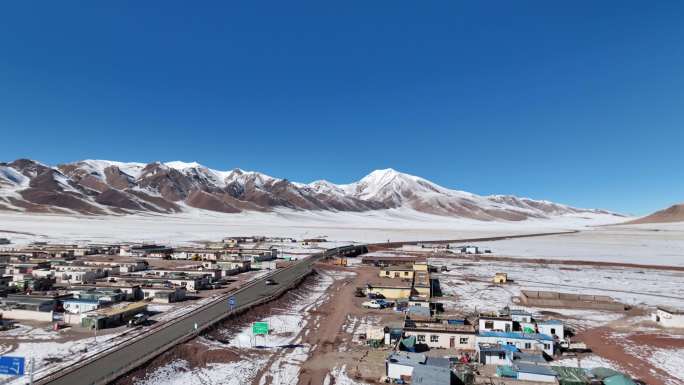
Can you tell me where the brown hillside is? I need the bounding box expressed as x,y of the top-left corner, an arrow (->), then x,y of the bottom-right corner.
627,203 -> 684,224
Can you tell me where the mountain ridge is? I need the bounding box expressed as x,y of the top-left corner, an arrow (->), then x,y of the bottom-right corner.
0,159 -> 622,220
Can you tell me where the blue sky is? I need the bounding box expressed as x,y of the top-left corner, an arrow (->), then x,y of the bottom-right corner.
1,1 -> 682,215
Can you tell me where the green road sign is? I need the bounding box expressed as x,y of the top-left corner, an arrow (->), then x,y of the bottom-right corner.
252,322 -> 269,335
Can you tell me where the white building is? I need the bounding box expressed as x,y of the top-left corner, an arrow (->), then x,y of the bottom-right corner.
479,315 -> 513,332
536,320 -> 564,340
477,331 -> 554,356
62,299 -> 101,314
653,306 -> 684,328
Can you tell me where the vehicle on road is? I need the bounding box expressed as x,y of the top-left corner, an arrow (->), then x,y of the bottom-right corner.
265,279 -> 277,285
362,299 -> 390,309
354,287 -> 366,297
367,292 -> 385,300
127,313 -> 149,327
560,340 -> 589,352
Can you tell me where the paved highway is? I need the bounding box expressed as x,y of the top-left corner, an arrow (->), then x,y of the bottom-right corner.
36,245 -> 367,385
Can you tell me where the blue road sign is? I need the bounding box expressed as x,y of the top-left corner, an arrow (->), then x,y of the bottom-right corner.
0,356 -> 25,376
228,296 -> 236,310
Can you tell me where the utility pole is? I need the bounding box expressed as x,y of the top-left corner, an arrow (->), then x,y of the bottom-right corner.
29,357 -> 35,385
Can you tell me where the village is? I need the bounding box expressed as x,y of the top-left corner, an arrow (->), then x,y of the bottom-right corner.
0,236 -> 329,333
296,245 -> 684,385
0,236 -> 683,385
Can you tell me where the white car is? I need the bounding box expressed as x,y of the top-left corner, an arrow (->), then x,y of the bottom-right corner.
362,300 -> 383,309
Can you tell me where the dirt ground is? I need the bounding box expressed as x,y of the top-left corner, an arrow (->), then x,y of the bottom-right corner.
577,326 -> 683,385
295,263 -> 402,385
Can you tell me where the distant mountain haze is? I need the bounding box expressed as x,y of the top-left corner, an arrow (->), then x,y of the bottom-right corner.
0,159 -> 624,221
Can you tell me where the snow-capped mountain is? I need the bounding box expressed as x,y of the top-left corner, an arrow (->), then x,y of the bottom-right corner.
0,159 -> 620,220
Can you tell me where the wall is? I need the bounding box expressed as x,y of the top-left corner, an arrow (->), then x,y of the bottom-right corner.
476,336 -> 553,356
479,319 -> 512,332
519,290 -> 625,311
538,323 -> 564,339
367,287 -> 412,300
387,363 -> 413,380
404,330 -> 475,349
518,372 -> 556,382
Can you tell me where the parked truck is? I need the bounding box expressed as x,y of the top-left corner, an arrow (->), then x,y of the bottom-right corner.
560,339 -> 590,352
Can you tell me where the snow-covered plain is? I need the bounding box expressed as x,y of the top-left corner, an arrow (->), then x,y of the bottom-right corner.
0,208 -> 625,245
433,255 -> 684,314
475,222 -> 684,266
5,209 -> 681,264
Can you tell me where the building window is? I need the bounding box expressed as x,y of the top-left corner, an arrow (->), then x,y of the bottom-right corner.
498,352 -> 506,360
484,321 -> 494,329
430,335 -> 439,343
550,328 -> 556,335
417,335 -> 426,342
524,343 -> 531,349
544,344 -> 550,350
459,337 -> 469,344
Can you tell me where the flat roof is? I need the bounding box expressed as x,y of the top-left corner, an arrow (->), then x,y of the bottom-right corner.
367,281 -> 412,289
513,362 -> 557,376
479,331 -> 553,341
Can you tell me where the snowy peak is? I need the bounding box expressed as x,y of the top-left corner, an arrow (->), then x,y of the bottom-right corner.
0,158 -> 622,220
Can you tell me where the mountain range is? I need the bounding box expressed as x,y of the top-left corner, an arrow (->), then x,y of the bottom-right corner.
0,159 -> 621,221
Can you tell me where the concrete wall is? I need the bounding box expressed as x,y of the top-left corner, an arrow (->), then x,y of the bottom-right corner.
519,290 -> 625,311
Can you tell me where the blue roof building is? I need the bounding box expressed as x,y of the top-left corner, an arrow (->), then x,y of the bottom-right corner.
477,331 -> 555,356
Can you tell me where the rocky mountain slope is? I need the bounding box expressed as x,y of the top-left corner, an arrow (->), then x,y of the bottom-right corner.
0,159 -> 620,220
625,203 -> 684,224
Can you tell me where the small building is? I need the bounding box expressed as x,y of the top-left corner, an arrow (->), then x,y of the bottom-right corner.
379,267 -> 415,280
652,306 -> 684,328
413,271 -> 432,298
479,314 -> 513,332
403,319 -> 477,350
149,287 -> 186,303
366,281 -> 413,300
536,320 -> 565,340
62,298 -> 101,314
477,331 -> 554,356
493,273 -> 507,284
477,343 -> 516,365
412,262 -> 429,272
508,363 -> 557,382
81,301 -> 147,329
385,352 -> 451,382
361,255 -> 427,266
